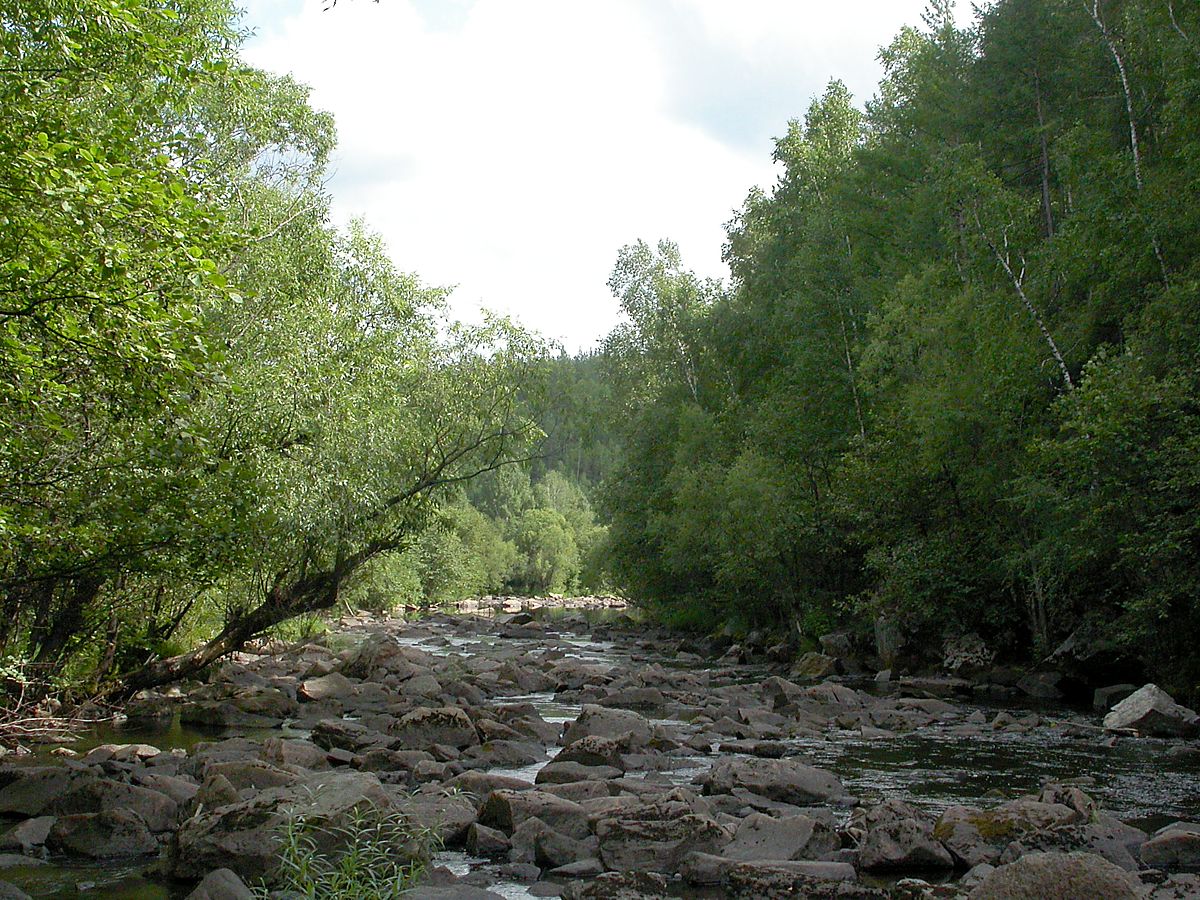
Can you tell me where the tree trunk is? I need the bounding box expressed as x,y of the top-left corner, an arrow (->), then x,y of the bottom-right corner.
117,566 -> 342,696
1084,0 -> 1169,283
1034,72 -> 1056,238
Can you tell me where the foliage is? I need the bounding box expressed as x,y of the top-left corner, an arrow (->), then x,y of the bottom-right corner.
596,0 -> 1200,694
259,804 -> 439,900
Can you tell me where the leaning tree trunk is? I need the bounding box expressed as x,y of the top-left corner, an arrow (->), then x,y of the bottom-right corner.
116,566 -> 343,697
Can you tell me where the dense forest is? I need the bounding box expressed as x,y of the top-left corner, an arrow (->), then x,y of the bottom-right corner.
2,0 -> 1199,702
594,0 -> 1200,695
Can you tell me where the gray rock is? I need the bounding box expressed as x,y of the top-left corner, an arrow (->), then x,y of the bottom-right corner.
0,767 -> 84,816
1016,671 -> 1065,701
535,761 -> 621,785
392,707 -> 479,750
724,860 -> 877,899
404,888 -> 504,900
596,813 -> 729,873
0,881 -> 30,900
185,868 -> 255,900
792,653 -> 838,678
1141,822 -> 1200,871
858,800 -> 954,872
699,756 -> 846,806
169,771 -> 403,881
478,790 -> 590,840
465,823 -> 511,858
562,705 -> 653,750
1104,684 -> 1200,738
968,851 -> 1143,899
298,672 -> 356,702
556,735 -> 625,771
723,812 -> 839,861
0,816 -> 55,853
48,810 -> 157,857
560,871 -> 669,900
49,778 -> 178,832
535,827 -> 598,869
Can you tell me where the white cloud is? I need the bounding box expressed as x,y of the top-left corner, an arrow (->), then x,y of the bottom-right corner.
243,0 -> 974,351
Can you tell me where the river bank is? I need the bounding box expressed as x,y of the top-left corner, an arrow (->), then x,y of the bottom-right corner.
1,606 -> 1198,898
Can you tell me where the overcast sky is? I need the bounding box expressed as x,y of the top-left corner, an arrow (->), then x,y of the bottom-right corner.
242,1 -> 975,352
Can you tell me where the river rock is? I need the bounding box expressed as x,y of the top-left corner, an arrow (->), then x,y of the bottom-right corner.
310,718 -> 392,753
0,882 -> 29,900
1141,823 -> 1200,871
0,816 -> 55,853
48,809 -> 157,857
185,868 -> 255,900
858,799 -> 954,871
562,705 -> 653,750
392,707 -> 479,750
478,790 -> 590,840
466,823 -> 511,858
556,735 -> 625,771
1103,684 -> 1200,737
535,761 -> 622,784
935,800 -> 1081,867
723,812 -> 839,861
168,771 -> 401,880
595,813 -> 729,873
48,778 -> 178,832
298,672 -> 356,702
0,767 -> 85,816
792,652 -> 838,678
968,851 -> 1143,899
699,756 -> 847,806
535,826 -> 599,868
560,871 -> 669,900
723,860 -> 877,899
1016,671 -> 1065,701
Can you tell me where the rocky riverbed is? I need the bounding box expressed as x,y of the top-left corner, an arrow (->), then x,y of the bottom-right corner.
2,606 -> 1200,898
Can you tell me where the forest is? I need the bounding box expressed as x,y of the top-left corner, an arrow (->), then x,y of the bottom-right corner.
2,0 -> 1200,705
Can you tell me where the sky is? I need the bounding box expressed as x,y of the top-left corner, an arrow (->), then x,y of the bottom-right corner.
241,0 -> 975,352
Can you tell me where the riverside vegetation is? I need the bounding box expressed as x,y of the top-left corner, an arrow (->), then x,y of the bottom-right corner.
2,0 -> 1200,895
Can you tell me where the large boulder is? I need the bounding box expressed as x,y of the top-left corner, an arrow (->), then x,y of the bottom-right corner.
699,756 -> 847,806
562,705 -> 653,750
556,735 -> 625,771
560,872 -> 669,900
168,771 -> 401,881
595,813 -> 730,873
0,767 -> 86,816
792,653 -> 838,679
391,707 -> 479,750
1141,823 -> 1200,871
1103,684 -> 1200,738
858,799 -> 954,872
48,779 -> 178,832
477,790 -> 590,840
723,813 -> 839,861
47,810 -> 157,857
935,800 -> 1082,868
968,851 -> 1143,899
